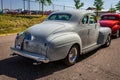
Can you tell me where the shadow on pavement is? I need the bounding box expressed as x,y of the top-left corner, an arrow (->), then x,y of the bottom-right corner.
0,56 -> 67,80
78,47 -> 102,62
0,47 -> 102,80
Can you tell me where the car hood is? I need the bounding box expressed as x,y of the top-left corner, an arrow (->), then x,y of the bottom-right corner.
24,21 -> 73,40
100,20 -> 119,28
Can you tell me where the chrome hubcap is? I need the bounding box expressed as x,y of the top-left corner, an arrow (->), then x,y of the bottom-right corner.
116,30 -> 119,37
69,47 -> 78,63
106,36 -> 111,46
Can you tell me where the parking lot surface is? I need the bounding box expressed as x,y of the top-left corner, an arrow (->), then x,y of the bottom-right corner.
0,35 -> 120,80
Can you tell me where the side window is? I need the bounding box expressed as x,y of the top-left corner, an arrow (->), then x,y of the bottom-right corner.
49,15 -> 57,20
82,16 -> 89,24
89,15 -> 97,24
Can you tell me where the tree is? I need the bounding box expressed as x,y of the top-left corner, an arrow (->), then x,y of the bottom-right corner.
109,8 -> 116,13
27,0 -> 30,12
94,0 -> 104,16
74,0 -> 84,9
115,1 -> 120,12
36,0 -> 52,15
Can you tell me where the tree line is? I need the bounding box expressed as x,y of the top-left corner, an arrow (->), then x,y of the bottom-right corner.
1,0 -> 120,15
36,0 -> 120,12
75,0 -> 120,12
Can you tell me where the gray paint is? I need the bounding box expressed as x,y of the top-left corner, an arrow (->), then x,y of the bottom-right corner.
11,10 -> 111,63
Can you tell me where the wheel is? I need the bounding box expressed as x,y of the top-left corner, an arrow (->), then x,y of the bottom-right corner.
64,45 -> 79,66
103,35 -> 111,47
115,30 -> 120,38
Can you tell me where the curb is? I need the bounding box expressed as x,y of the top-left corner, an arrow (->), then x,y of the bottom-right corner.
0,33 -> 17,37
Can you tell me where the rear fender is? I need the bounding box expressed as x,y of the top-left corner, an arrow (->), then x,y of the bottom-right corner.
47,32 -> 82,61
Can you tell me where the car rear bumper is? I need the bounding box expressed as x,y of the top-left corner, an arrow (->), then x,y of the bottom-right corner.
10,47 -> 49,63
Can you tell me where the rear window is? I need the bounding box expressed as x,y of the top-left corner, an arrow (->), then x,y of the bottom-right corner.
48,13 -> 72,21
101,15 -> 119,20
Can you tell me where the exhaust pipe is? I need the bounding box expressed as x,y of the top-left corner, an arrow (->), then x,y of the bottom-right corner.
33,62 -> 41,65
10,53 -> 17,56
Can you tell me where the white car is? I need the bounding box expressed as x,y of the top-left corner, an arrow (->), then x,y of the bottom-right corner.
11,10 -> 111,66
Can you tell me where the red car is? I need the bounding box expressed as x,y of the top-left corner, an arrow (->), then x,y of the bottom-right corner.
100,13 -> 120,38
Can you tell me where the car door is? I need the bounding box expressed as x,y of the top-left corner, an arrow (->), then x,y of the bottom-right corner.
87,15 -> 99,46
78,15 -> 90,49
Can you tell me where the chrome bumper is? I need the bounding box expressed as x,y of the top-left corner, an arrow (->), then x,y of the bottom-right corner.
10,47 -> 49,63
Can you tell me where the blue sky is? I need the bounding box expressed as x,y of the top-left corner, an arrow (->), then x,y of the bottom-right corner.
0,0 -> 120,10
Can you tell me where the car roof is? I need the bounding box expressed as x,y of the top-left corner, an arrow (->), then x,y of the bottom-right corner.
47,10 -> 95,22
101,13 -> 120,16
52,10 -> 95,16
101,13 -> 120,19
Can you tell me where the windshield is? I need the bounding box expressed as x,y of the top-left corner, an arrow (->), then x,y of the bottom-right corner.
101,15 -> 119,20
48,13 -> 72,21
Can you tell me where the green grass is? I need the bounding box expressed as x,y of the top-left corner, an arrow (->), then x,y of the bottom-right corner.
0,14 -> 47,35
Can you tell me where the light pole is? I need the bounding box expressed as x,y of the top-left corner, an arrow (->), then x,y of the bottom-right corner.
110,4 -> 113,13
39,2 -> 41,12
27,0 -> 30,14
28,0 -> 30,11
1,0 -> 3,13
10,0 -> 12,10
52,3 -> 54,11
23,0 -> 25,11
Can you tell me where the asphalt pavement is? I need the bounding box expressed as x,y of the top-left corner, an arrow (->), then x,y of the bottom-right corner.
0,34 -> 120,80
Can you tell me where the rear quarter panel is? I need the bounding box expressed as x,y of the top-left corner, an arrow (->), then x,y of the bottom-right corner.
47,32 -> 82,61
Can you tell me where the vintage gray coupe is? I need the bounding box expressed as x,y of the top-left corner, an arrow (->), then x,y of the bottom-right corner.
11,10 -> 111,66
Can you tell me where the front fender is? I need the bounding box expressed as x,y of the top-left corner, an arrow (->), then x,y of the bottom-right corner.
46,32 -> 82,61
112,25 -> 120,34
98,27 -> 111,44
